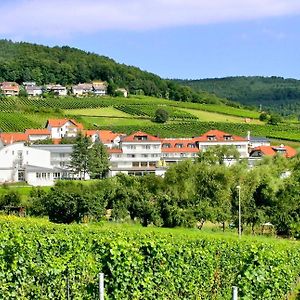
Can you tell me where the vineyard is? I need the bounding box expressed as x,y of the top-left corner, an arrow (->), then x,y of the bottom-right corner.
0,217 -> 299,299
93,121 -> 300,141
0,95 -> 259,118
0,96 -> 300,145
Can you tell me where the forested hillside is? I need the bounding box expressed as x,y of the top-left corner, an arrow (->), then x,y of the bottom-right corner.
176,76 -> 300,115
0,40 -> 223,104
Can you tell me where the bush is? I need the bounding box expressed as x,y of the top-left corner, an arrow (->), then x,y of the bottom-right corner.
154,108 -> 169,123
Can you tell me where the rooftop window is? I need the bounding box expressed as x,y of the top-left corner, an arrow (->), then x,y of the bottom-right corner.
134,135 -> 147,141
207,135 -> 216,141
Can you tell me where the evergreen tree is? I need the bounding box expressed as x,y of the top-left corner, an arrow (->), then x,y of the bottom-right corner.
69,133 -> 91,179
88,141 -> 109,179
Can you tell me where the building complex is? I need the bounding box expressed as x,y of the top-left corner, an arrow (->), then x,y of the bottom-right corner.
0,119 -> 297,186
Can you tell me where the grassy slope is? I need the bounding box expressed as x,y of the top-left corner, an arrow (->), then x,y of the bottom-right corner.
0,95 -> 299,146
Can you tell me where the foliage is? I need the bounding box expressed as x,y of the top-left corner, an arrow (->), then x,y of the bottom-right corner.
175,76 -> 300,115
69,133 -> 92,179
0,39 -> 225,104
88,141 -> 109,179
154,108 -> 169,123
0,217 -> 299,299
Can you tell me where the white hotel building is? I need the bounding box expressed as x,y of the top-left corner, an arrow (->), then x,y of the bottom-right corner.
0,118 -> 291,186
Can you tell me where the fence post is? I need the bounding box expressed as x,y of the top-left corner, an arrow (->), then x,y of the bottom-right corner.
232,286 -> 238,300
98,273 -> 104,300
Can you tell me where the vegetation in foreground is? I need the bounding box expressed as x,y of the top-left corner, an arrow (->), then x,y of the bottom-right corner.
0,216 -> 299,300
1,147 -> 299,239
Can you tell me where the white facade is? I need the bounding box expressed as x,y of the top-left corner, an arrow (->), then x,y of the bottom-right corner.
47,120 -> 82,139
109,132 -> 166,177
0,143 -> 55,186
26,86 -> 43,97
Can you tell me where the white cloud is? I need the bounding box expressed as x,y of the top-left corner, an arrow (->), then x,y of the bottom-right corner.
0,0 -> 300,38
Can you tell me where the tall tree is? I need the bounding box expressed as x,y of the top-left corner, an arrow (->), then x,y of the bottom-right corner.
88,141 -> 109,179
69,133 -> 91,179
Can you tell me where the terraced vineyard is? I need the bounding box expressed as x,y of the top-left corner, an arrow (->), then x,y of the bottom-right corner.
0,96 -> 299,146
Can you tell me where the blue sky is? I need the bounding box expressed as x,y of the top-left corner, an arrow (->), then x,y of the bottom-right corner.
1,0 -> 300,79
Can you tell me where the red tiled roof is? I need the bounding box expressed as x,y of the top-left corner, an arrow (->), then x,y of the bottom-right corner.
194,130 -> 247,142
99,130 -> 121,144
52,138 -> 62,145
25,129 -> 51,135
122,131 -> 160,142
46,119 -> 84,130
251,145 -> 297,158
283,146 -> 298,158
0,132 -> 28,144
161,138 -> 198,153
108,148 -> 123,154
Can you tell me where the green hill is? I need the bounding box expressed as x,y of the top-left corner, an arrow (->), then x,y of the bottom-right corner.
0,39 -> 223,104
175,76 -> 300,115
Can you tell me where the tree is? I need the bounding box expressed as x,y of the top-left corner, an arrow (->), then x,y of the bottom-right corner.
197,145 -> 240,165
43,182 -> 107,223
154,108 -> 169,123
88,141 -> 109,179
259,112 -> 269,122
268,114 -> 282,125
69,133 -> 91,179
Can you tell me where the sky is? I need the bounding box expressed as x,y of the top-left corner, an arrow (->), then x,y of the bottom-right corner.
0,0 -> 300,79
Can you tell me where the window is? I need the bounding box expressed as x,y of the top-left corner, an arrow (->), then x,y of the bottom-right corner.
207,135 -> 216,141
141,154 -> 148,158
134,135 -> 147,141
162,143 -> 171,148
153,145 -> 160,149
127,154 -> 136,158
224,135 -> 233,141
36,173 -> 41,179
132,162 -> 139,167
42,173 -> 47,179
175,143 -> 183,148
141,162 -> 147,167
12,151 -> 14,155
188,143 -> 195,148
128,145 -> 136,149
149,162 -> 156,167
143,145 -> 151,149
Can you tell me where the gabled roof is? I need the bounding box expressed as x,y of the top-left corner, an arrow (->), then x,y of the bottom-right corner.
250,145 -> 297,158
0,132 -> 28,144
122,131 -> 161,143
46,119 -> 84,130
25,129 -> 51,135
99,130 -> 122,144
195,130 -> 247,142
161,138 -> 198,153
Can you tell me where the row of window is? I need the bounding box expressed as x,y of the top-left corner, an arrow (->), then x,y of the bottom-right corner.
132,162 -> 157,167
36,172 -> 51,179
162,143 -> 196,149
127,145 -> 160,150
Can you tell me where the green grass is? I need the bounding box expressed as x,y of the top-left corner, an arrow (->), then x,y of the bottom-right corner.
80,116 -> 154,127
179,108 -> 263,124
65,107 -> 132,118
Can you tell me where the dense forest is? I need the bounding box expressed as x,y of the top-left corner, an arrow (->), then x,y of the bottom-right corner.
175,76 -> 300,115
0,40 -> 223,104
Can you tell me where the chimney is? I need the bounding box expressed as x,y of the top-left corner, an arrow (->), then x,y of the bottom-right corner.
247,131 -> 251,141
